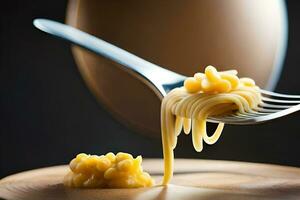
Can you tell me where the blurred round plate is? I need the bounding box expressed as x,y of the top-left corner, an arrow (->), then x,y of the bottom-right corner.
66,0 -> 287,137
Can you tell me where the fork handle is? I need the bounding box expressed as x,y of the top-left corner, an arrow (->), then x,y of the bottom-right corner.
33,18 -> 184,97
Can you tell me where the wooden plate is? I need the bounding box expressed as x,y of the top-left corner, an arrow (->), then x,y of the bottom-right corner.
1,159 -> 300,200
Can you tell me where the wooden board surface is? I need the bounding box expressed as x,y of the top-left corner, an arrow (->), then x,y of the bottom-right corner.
1,159 -> 300,200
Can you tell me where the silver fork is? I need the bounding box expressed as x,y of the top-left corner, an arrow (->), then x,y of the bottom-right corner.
33,18 -> 300,125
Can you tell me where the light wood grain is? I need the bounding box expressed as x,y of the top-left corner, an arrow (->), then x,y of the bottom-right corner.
1,159 -> 300,200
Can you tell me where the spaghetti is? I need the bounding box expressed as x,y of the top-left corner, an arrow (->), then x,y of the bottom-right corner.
161,66 -> 261,184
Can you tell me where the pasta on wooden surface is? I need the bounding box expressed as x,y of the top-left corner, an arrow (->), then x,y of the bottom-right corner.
64,152 -> 154,188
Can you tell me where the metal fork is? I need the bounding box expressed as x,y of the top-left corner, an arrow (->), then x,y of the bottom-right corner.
33,18 -> 300,125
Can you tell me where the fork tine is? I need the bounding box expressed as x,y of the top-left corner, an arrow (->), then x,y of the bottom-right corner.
254,107 -> 281,113
260,89 -> 300,99
210,108 -> 278,122
230,115 -> 262,119
209,104 -> 300,125
213,110 -> 268,120
233,112 -> 267,118
209,115 -> 254,121
238,112 -> 266,117
262,97 -> 300,104
259,102 -> 292,109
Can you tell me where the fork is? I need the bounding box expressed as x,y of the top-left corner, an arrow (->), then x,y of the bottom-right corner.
33,18 -> 300,125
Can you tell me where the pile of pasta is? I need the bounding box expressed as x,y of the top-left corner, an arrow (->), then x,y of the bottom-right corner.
64,152 -> 154,188
161,66 -> 262,184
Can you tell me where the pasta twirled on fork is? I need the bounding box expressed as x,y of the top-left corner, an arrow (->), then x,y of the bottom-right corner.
161,66 -> 262,184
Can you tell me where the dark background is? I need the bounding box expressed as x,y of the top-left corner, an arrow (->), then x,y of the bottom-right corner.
1,1 -> 300,178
